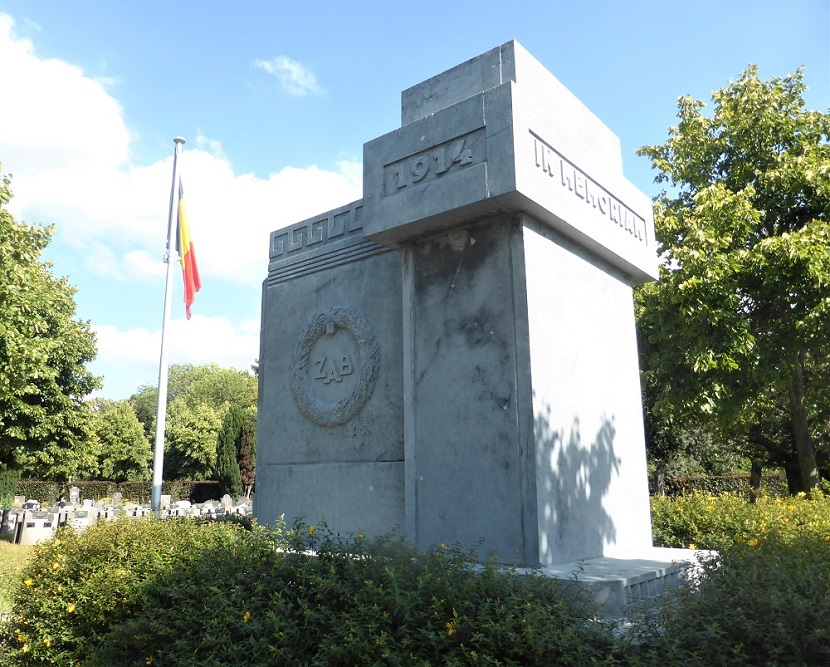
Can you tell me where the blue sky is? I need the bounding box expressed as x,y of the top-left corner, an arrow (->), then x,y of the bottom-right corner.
0,1 -> 827,400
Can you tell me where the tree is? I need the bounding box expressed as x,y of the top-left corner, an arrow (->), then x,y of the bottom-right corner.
215,405 -> 245,499
0,167 -> 101,481
637,67 -> 830,491
129,363 -> 257,439
89,400 -> 152,482
163,398 -> 221,480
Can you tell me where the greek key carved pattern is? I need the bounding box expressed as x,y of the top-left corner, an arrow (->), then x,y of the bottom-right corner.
270,203 -> 363,259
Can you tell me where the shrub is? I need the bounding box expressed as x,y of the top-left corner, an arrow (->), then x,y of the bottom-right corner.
650,491 -> 830,551
1,519 -> 618,666
0,517 -> 249,665
625,533 -> 830,666
0,467 -> 21,508
15,480 -> 60,506
665,472 -> 788,498
72,480 -> 118,502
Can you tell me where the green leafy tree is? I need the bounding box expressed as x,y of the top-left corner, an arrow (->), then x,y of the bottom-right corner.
89,399 -> 152,482
129,363 -> 256,439
238,407 -> 256,500
164,398 -> 221,480
637,67 -> 830,491
0,168 -> 100,482
215,405 -> 245,499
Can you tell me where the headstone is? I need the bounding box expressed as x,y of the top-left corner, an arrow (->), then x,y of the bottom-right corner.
83,499 -> 94,508
256,42 -> 690,593
0,509 -> 23,543
22,500 -> 40,511
220,494 -> 234,511
14,495 -> 25,507
18,510 -> 56,545
112,492 -> 123,507
160,495 -> 171,511
69,486 -> 80,506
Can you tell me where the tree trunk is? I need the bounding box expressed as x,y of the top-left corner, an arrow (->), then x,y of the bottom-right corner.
788,352 -> 820,491
748,460 -> 763,503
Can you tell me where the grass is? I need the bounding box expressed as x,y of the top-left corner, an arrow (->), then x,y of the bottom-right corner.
0,541 -> 34,616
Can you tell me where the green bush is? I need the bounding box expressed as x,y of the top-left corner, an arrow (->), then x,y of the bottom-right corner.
650,491 -> 830,551
0,517 -> 249,665
1,519 -> 617,666
0,466 -> 21,508
625,534 -> 830,666
72,480 -> 118,502
665,472 -> 788,498
15,480 -> 60,506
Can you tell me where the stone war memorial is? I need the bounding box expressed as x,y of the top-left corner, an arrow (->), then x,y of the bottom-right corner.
255,41 -> 694,615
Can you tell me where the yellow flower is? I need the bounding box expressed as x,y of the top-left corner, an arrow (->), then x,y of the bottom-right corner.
440,544 -> 447,551
146,657 -> 154,665
797,491 -> 807,498
24,578 -> 33,587
446,620 -> 458,636
748,538 -> 759,547
17,633 -> 27,643
688,543 -> 697,550
308,525 -> 316,536
66,603 -> 76,613
22,644 -> 30,653
243,611 -> 251,623
44,637 -> 51,647
52,562 -> 60,570
358,533 -> 364,541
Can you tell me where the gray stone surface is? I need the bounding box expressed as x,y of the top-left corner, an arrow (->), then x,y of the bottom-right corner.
255,201 -> 404,537
256,41 -> 665,574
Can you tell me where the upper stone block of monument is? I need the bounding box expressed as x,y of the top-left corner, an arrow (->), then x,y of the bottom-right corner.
363,41 -> 659,283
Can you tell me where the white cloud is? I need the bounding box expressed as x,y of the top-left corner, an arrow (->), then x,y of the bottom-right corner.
253,55 -> 326,97
92,314 -> 259,398
0,14 -> 362,288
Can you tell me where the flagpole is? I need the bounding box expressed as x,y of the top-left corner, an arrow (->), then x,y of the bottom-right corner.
151,136 -> 186,514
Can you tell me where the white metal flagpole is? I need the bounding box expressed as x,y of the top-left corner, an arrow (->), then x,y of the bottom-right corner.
151,136 -> 186,514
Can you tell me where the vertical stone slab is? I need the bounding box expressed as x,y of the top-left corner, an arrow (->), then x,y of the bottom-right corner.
256,201 -> 405,538
522,218 -> 652,565
403,218 -> 537,562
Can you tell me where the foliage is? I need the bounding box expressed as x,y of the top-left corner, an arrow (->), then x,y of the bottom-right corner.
15,480 -> 60,506
655,472 -> 788,498
87,400 -> 152,483
628,528 -> 830,665
69,481 -> 118,502
0,518 -> 618,666
0,167 -> 101,482
163,399 -> 221,480
129,363 -> 257,441
637,67 -> 830,491
0,517 -> 248,665
215,405 -> 245,499
650,490 -> 830,552
0,465 -> 21,508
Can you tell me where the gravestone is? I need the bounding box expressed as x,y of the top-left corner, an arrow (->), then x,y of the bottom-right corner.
69,486 -> 80,506
256,42 -> 693,605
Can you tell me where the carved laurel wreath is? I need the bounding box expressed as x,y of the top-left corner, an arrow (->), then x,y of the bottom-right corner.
290,306 -> 380,427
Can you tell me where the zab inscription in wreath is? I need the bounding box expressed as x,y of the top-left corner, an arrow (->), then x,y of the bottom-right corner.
290,306 -> 380,427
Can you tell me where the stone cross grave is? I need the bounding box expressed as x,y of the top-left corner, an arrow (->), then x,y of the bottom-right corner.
256,42 -> 673,576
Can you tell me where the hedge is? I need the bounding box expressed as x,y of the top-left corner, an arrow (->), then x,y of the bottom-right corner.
657,472 -> 789,498
13,479 -> 223,506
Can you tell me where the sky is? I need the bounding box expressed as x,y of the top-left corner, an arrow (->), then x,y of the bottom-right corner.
0,1 -> 827,400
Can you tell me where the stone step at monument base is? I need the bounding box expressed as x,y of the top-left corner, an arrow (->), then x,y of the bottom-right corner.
538,547 -> 702,618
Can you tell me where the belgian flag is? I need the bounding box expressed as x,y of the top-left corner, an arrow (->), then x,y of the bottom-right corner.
176,180 -> 201,319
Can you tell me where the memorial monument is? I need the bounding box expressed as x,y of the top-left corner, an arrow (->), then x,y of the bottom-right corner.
256,41 -> 693,613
